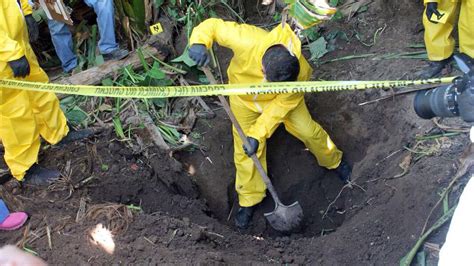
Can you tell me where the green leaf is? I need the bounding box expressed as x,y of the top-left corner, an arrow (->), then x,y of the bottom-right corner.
153,0 -> 165,9
331,10 -> 344,20
151,98 -> 167,108
166,6 -> 179,19
101,164 -> 109,171
209,9 -> 218,18
198,74 -> 209,84
329,0 -> 339,7
301,27 -> 321,42
60,96 -> 76,106
113,116 -> 126,139
131,0 -> 146,34
102,78 -> 114,86
443,192 -> 449,214
415,251 -> 426,266
358,5 -> 369,13
171,48 -> 197,67
137,48 -> 150,71
148,62 -> 166,80
95,54 -> 104,66
308,37 -> 329,61
65,106 -> 89,126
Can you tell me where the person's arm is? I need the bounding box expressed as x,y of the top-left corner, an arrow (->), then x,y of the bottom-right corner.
189,18 -> 266,55
0,29 -> 24,63
247,57 -> 313,142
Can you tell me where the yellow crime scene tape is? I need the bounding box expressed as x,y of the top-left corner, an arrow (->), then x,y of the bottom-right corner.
0,77 -> 455,99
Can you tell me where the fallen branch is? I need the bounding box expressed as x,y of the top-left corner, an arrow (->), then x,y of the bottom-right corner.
54,45 -> 166,86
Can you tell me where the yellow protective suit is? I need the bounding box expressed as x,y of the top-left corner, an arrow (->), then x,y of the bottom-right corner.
0,0 -> 68,181
423,0 -> 474,61
190,18 -> 343,207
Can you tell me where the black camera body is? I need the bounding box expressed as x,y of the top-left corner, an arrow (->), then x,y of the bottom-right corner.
414,54 -> 474,122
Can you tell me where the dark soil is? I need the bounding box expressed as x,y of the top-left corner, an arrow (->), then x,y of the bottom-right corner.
0,0 -> 471,264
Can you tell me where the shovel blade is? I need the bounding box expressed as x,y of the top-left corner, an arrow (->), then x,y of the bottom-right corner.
264,201 -> 303,232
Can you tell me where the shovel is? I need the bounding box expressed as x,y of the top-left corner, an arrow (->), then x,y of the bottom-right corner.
203,68 -> 303,232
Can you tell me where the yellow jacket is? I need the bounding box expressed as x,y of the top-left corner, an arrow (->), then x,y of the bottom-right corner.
189,18 -> 313,142
424,0 -> 458,4
0,0 -> 36,79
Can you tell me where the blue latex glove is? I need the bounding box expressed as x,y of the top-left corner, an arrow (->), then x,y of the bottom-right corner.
188,44 -> 210,67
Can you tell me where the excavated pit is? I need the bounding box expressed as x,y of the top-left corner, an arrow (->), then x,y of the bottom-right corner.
177,84 -> 432,238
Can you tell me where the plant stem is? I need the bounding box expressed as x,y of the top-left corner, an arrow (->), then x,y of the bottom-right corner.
142,50 -> 187,74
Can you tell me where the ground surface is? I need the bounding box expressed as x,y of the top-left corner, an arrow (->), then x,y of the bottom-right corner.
1,0 -> 472,265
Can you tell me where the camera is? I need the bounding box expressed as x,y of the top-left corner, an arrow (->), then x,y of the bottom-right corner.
414,54 -> 474,122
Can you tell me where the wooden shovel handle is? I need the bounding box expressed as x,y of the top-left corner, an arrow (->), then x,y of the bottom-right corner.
202,68 -> 282,205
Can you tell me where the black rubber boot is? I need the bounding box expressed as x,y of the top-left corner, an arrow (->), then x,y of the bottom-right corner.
418,57 -> 452,79
103,48 -> 129,61
56,128 -> 95,146
23,164 -> 60,186
235,205 -> 256,229
335,159 -> 352,184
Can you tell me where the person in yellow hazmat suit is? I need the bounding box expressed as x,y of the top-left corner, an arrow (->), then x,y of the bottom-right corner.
0,0 -> 87,186
188,18 -> 352,229
419,0 -> 474,78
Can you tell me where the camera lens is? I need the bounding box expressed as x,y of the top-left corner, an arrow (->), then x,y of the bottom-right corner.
414,85 -> 459,119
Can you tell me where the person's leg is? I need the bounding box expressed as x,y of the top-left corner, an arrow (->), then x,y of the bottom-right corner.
231,96 -> 268,208
458,0 -> 474,59
0,89 -> 40,181
26,70 -> 69,145
84,0 -> 118,54
423,1 -> 458,61
284,100 -> 343,169
46,19 -> 77,73
420,0 -> 459,78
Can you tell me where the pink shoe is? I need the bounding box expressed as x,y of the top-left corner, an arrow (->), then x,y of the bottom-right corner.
0,212 -> 28,231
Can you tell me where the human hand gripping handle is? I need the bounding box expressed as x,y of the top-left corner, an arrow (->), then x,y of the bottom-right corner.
8,56 -> 30,78
426,2 -> 442,24
189,44 -> 210,67
243,137 -> 259,156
